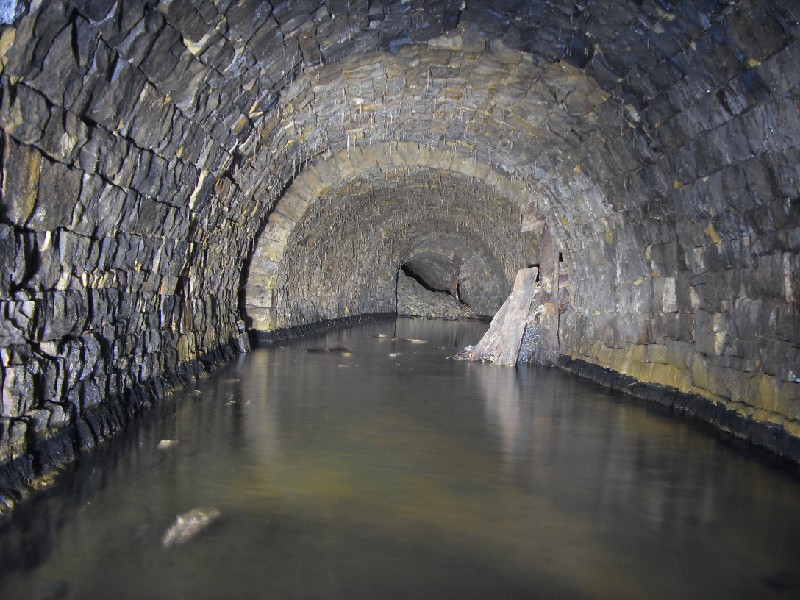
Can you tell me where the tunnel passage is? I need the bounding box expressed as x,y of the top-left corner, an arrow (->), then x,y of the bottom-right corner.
0,0 -> 799,508
243,151 -> 537,332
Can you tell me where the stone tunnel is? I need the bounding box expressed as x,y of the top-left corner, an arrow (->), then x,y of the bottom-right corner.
0,0 -> 798,508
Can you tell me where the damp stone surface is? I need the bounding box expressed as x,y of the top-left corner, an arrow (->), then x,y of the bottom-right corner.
0,0 -> 798,508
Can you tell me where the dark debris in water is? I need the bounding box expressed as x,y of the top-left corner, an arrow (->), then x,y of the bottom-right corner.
762,571 -> 800,593
301,346 -> 352,354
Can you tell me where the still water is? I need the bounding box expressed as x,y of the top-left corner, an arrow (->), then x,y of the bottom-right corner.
2,318 -> 800,599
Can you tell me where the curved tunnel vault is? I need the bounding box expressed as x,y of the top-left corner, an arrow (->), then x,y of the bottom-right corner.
243,146 -> 539,332
0,0 -> 799,505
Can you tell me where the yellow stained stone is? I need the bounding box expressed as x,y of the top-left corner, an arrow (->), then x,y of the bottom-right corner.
704,221 -> 722,245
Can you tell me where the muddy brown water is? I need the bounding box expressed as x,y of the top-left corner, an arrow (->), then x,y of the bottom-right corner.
2,318 -> 800,599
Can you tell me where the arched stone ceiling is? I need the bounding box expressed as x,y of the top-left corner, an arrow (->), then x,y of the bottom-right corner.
0,0 -> 798,495
239,43 -> 617,334
244,152 -> 538,330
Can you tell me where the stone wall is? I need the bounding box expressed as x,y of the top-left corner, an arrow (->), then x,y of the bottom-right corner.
245,0 -> 799,448
557,2 -> 800,441
0,0 -> 798,507
244,145 -> 537,331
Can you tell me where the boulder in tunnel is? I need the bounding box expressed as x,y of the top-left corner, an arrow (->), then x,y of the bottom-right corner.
400,231 -> 510,317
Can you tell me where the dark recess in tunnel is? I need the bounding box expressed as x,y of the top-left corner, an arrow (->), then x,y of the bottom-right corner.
399,264 -> 456,298
400,257 -> 470,303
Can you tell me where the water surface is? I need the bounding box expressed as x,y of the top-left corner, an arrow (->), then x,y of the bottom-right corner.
2,318 -> 800,599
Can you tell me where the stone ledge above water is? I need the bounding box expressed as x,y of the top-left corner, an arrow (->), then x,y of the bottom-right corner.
559,356 -> 800,467
250,313 -> 398,346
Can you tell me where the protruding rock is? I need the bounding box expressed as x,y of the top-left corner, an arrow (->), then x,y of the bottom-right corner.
396,271 -> 477,320
456,267 -> 545,366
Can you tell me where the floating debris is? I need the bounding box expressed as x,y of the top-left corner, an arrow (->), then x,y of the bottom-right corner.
454,344 -> 475,358
302,346 -> 353,354
162,508 -> 221,548
190,390 -> 203,397
388,353 -> 401,358
157,439 -> 179,450
405,338 -> 428,344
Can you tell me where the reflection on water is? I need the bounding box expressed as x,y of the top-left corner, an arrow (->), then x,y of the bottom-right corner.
2,318 -> 800,599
